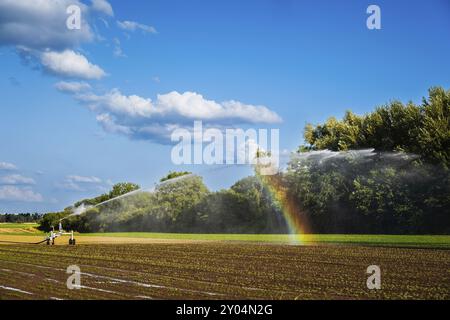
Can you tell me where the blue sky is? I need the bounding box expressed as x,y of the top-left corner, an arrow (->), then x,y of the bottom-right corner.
0,0 -> 449,212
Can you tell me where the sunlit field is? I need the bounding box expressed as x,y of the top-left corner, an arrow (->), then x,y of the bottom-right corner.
0,223 -> 449,300
0,241 -> 449,300
1,223 -> 450,248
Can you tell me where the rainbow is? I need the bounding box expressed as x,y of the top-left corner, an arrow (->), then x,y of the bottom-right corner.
255,172 -> 312,244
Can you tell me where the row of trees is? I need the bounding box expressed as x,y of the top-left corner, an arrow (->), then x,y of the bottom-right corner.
39,87 -> 449,234
293,87 -> 449,233
74,182 -> 140,207
0,213 -> 42,223
285,152 -> 449,233
303,87 -> 449,168
57,173 -> 287,234
38,182 -> 140,231
51,160 -> 448,235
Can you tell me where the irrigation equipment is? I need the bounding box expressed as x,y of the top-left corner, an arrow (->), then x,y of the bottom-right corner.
45,220 -> 76,245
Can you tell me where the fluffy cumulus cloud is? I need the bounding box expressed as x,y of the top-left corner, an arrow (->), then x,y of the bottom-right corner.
58,87 -> 282,143
41,50 -> 106,79
0,0 -> 160,80
75,89 -> 282,123
117,20 -> 157,34
157,91 -> 282,123
0,186 -> 43,202
0,161 -> 17,170
0,174 -> 35,185
0,0 -> 107,80
91,0 -> 113,17
2,0 -> 281,146
0,0 -> 93,50
95,113 -> 131,135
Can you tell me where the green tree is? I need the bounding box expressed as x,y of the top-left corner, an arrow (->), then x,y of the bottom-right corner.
160,171 -> 191,182
108,182 -> 140,198
302,87 -> 449,167
418,87 -> 450,167
38,209 -> 71,231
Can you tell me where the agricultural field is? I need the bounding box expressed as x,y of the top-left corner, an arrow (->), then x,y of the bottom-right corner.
1,223 -> 450,248
0,223 -> 41,235
0,225 -> 449,300
0,242 -> 448,300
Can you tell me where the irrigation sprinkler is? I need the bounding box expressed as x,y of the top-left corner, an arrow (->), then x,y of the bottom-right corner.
40,172 -> 201,246
45,219 -> 76,246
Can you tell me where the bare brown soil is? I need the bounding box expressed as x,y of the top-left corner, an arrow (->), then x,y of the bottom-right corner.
0,242 -> 448,300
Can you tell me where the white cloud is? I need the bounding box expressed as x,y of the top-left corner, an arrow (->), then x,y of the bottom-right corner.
0,0 -> 94,50
91,0 -> 113,17
70,88 -> 282,143
56,175 -> 103,192
0,161 -> 17,170
54,81 -> 92,93
0,186 -> 43,202
112,37 -> 126,58
96,113 -> 132,135
41,50 -> 106,79
77,89 -> 282,123
0,0 -> 111,80
78,88 -> 153,117
0,174 -> 35,185
117,20 -> 157,34
67,175 -> 102,183
157,91 -> 282,123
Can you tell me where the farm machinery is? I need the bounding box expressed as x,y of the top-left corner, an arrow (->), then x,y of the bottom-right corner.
45,220 -> 76,245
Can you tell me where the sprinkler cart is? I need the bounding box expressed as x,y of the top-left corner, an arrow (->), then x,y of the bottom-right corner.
45,220 -> 76,245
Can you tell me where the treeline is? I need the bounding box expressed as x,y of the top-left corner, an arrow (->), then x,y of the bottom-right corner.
61,156 -> 448,235
38,182 -> 140,231
41,87 -> 449,234
291,86 -> 449,233
285,151 -> 449,233
74,182 -> 140,207
303,86 -> 449,168
61,174 -> 288,234
0,213 -> 42,223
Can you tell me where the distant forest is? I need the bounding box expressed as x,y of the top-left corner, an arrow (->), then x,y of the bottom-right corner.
39,87 -> 449,234
0,213 -> 42,223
